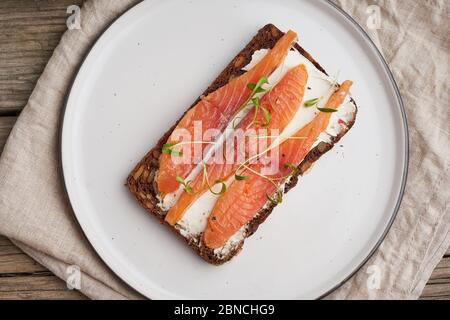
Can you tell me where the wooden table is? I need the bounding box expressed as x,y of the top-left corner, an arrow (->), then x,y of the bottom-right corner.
0,0 -> 449,300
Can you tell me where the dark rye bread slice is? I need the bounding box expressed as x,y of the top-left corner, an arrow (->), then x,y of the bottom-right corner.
126,24 -> 358,265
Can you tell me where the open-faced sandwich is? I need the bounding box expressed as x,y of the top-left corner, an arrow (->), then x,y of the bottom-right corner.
126,24 -> 357,265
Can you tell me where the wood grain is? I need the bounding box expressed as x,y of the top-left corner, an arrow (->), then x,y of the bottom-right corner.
0,0 -> 84,114
0,117 -> 16,152
0,0 -> 448,300
0,234 -> 46,274
0,235 -> 86,300
420,256 -> 450,300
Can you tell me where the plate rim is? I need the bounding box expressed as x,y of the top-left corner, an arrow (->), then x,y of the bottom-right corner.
59,0 -> 409,300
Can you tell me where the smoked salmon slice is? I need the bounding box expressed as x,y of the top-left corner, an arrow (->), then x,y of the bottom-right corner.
203,81 -> 353,249
165,64 -> 309,225
156,30 -> 298,197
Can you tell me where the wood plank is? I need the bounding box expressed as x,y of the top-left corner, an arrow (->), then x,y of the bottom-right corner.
0,117 -> 16,152
0,0 -> 85,113
0,250 -> 48,274
0,236 -> 46,274
421,282 -> 450,299
1,272 -> 68,291
426,257 -> 450,282
0,274 -> 86,300
0,236 -> 13,247
0,236 -> 86,299
421,256 -> 450,299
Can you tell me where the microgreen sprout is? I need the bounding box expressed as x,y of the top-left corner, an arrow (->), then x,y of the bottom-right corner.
235,174 -> 248,181
234,76 -> 269,117
176,176 -> 193,194
284,162 -> 299,177
162,143 -> 183,157
317,107 -> 338,113
304,97 -> 322,108
266,190 -> 283,205
260,105 -> 271,128
202,163 -> 227,195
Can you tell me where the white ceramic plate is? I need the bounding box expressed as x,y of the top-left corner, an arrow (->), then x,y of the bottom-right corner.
62,0 -> 408,299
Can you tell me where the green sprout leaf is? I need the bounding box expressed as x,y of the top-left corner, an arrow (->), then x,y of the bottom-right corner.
235,174 -> 248,181
317,107 -> 338,113
284,163 -> 299,177
256,76 -> 269,87
304,97 -> 321,107
176,176 -> 193,194
251,97 -> 260,107
209,180 -> 227,195
250,97 -> 260,127
260,105 -> 271,127
235,76 -> 270,118
162,143 -> 183,157
232,116 -> 242,129
247,83 -> 266,93
266,190 -> 283,205
185,185 -> 193,193
252,97 -> 260,115
247,76 -> 269,94
162,143 -> 174,154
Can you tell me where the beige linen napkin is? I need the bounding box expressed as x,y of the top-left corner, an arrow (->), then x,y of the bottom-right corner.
0,0 -> 448,300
